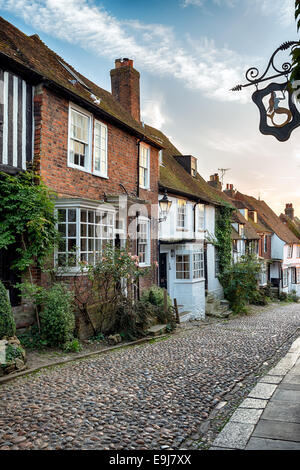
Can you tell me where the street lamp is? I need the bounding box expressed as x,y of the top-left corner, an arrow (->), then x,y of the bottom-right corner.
159,191 -> 172,222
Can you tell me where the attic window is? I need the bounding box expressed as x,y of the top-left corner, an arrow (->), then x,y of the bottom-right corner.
191,159 -> 197,177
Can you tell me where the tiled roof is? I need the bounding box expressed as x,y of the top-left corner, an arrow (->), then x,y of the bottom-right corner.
234,192 -> 300,244
279,213 -> 300,240
0,16 -> 161,148
145,124 -> 231,207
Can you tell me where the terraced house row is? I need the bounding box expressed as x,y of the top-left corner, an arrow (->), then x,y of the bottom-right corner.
1,17 -> 300,332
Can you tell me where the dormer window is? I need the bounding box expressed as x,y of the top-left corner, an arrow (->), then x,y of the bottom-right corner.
191,158 -> 197,177
249,210 -> 258,224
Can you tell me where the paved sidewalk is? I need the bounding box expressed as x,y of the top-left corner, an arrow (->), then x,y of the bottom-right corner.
210,336 -> 300,450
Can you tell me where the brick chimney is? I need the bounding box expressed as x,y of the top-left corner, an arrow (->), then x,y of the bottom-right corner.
223,183 -> 235,198
207,173 -> 222,190
110,58 -> 140,122
285,203 -> 294,220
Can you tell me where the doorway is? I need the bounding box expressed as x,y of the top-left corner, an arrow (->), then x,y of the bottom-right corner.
159,253 -> 168,290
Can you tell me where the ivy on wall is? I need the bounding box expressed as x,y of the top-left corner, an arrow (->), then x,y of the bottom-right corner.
214,204 -> 233,282
0,171 -> 58,273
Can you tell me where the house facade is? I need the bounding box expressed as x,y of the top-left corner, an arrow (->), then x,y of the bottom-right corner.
0,17 -> 162,332
223,185 -> 300,294
144,126 -> 226,320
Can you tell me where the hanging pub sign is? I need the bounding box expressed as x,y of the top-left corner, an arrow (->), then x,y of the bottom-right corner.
231,41 -> 300,142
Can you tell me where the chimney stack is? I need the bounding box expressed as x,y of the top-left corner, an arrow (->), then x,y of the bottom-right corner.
285,203 -> 294,220
223,183 -> 235,197
207,173 -> 222,190
110,58 -> 140,122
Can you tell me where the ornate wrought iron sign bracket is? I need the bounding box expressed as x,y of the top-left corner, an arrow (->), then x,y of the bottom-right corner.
231,41 -> 300,141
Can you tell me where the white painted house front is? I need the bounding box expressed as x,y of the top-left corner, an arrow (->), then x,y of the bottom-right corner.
159,195 -> 206,320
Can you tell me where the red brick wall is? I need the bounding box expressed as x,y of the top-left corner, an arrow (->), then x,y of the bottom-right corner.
33,85 -> 159,292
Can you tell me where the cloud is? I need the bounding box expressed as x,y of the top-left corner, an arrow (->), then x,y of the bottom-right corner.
0,0 -> 254,104
255,0 -> 294,27
182,0 -> 237,7
141,98 -> 169,130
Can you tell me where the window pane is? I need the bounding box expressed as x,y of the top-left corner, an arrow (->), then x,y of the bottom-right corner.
68,224 -> 76,237
68,209 -> 76,223
58,209 -> 66,222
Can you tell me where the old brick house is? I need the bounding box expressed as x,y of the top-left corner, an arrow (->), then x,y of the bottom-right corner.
0,17 -> 162,331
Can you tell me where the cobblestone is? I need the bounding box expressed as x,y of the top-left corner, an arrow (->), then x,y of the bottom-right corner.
0,302 -> 300,450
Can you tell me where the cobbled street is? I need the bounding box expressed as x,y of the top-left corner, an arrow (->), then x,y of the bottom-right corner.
1,303 -> 300,450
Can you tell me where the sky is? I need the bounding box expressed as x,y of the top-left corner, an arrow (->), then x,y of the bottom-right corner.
0,0 -> 299,216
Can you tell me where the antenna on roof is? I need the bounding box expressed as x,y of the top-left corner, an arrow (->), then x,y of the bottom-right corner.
58,60 -> 91,91
218,168 -> 231,187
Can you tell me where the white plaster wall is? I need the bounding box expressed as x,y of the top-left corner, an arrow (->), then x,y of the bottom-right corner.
159,196 -> 204,242
160,243 -> 206,320
205,205 -> 223,299
271,234 -> 285,260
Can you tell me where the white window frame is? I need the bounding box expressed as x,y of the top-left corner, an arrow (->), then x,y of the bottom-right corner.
55,202 -> 115,273
297,245 -> 300,258
296,268 -> 300,284
287,244 -> 293,258
177,199 -> 187,230
282,268 -> 288,288
68,103 -> 92,173
176,253 -> 190,280
139,144 -> 150,189
197,204 -> 205,231
93,119 -> 108,178
137,217 -> 151,267
175,245 -> 205,281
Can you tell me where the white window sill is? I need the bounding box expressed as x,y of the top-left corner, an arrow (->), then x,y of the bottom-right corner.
139,263 -> 151,268
93,171 -> 109,179
67,161 -> 91,174
174,278 -> 205,284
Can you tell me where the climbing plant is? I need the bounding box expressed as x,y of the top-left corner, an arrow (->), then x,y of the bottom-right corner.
290,1 -> 300,94
0,171 -> 58,272
214,204 -> 233,281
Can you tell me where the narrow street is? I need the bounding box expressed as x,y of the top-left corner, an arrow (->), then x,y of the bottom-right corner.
1,303 -> 300,451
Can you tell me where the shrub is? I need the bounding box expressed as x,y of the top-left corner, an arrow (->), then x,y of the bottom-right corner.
0,280 -> 16,338
220,254 -> 261,314
141,285 -> 174,324
249,289 -> 269,306
63,338 -> 82,353
40,284 -> 75,347
18,325 -> 48,350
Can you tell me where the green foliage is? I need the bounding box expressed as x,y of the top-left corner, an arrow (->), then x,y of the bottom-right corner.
0,171 -> 58,272
18,325 -> 48,350
39,284 -> 75,347
5,343 -> 23,363
19,282 -> 75,348
141,285 -> 174,325
279,290 -> 299,303
215,205 -> 233,278
0,280 -> 16,338
290,2 -> 300,95
220,254 -> 261,314
62,338 -> 82,353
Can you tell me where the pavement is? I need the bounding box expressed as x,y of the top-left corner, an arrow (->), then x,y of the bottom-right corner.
210,336 -> 300,450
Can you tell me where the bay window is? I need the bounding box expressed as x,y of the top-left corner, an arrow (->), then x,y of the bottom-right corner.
176,245 -> 205,281
56,205 -> 114,269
